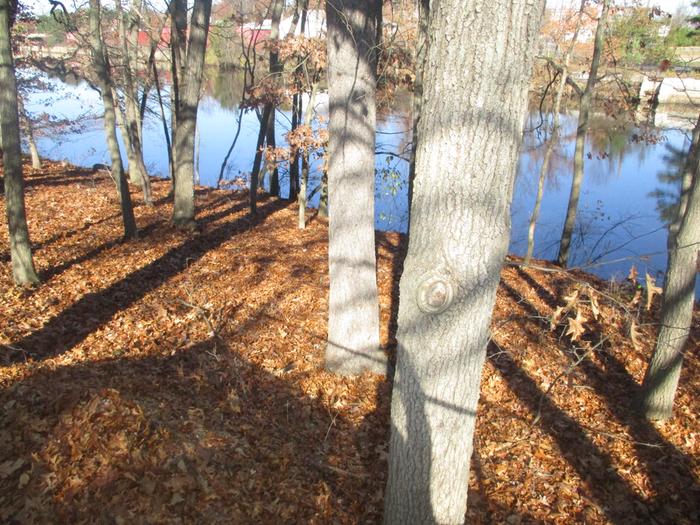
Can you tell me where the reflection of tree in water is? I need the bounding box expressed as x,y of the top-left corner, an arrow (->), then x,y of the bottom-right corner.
649,141 -> 687,226
207,68 -> 246,111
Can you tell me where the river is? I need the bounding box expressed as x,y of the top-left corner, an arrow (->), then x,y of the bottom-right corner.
20,68 -> 699,295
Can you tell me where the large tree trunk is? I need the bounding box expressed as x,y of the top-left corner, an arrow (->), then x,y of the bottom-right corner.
171,0 -> 212,227
325,0 -> 385,375
0,0 -> 39,285
384,0 -> 544,522
640,112 -> 700,421
88,0 -> 137,240
557,0 -> 609,267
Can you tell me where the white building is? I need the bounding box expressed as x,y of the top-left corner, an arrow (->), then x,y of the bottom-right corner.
279,9 -> 327,39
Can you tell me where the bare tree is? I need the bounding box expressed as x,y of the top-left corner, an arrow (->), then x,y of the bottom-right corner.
384,0 -> 544,522
113,0 -> 153,204
640,112 -> 700,421
249,0 -> 283,214
526,0 -> 586,264
557,0 -> 610,267
1,0 -> 39,284
325,0 -> 385,375
88,0 -> 137,239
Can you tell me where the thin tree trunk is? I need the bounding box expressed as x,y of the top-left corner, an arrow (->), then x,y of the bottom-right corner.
557,0 -> 609,267
169,0 -> 187,196
89,0 -> 137,239
266,0 -> 283,196
151,59 -> 173,182
298,83 -> 317,229
640,112 -> 700,421
526,0 -> 585,264
288,1 -> 309,201
0,0 -> 39,284
115,0 -> 152,204
17,97 -> 42,170
325,0 -> 385,375
171,0 -> 212,227
289,93 -> 300,200
384,0 -> 544,522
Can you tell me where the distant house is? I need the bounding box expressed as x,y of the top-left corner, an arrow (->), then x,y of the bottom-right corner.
239,19 -> 272,47
237,9 -> 326,49
137,26 -> 171,49
279,9 -> 326,39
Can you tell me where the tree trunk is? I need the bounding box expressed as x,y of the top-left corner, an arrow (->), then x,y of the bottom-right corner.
0,0 -> 39,285
298,84 -> 317,229
18,97 -> 42,170
88,0 -> 137,240
171,0 -> 212,228
151,58 -> 174,182
526,0 -> 586,263
640,112 -> 700,421
384,0 -> 544,522
249,104 -> 271,215
557,0 -> 609,267
27,130 -> 41,170
289,93 -> 300,200
266,0 -> 283,196
115,0 -> 152,204
287,2 -> 309,201
325,0 -> 385,375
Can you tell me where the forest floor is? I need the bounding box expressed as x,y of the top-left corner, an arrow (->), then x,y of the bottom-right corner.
1,160 -> 698,524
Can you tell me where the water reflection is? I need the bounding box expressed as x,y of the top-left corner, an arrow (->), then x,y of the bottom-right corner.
21,67 -> 696,292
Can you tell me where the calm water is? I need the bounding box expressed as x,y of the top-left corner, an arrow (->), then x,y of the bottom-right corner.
21,69 -> 699,294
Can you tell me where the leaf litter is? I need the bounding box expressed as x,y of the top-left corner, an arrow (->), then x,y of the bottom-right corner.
0,161 -> 698,524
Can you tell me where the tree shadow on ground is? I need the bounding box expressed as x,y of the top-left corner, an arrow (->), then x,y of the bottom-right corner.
494,267 -> 700,523
4,196 -> 286,365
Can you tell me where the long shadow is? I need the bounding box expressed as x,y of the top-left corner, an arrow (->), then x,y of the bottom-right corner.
38,221 -> 164,282
24,173 -> 97,189
501,278 -> 700,521
0,341 -> 379,522
487,343 -> 651,524
575,341 -> 700,518
1,243 -> 389,521
6,197 -> 286,365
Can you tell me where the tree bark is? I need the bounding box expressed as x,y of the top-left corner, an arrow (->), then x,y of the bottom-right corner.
171,0 -> 212,227
640,112 -> 700,421
88,0 -> 137,240
0,0 -> 39,285
557,0 -> 609,267
325,0 -> 385,375
384,0 -> 544,522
